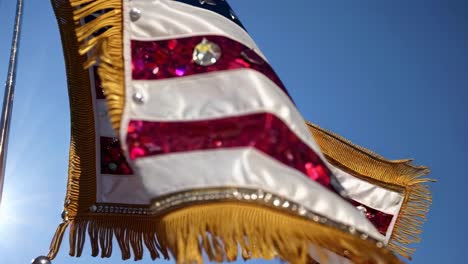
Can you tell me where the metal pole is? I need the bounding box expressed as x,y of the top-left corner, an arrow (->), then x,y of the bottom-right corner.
0,0 -> 24,204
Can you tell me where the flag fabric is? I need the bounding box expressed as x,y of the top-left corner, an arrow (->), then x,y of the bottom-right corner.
46,0 -> 432,263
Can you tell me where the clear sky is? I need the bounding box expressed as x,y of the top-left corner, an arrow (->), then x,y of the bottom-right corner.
0,0 -> 467,263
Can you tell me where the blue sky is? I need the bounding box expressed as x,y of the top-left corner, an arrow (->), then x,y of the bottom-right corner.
0,0 -> 467,263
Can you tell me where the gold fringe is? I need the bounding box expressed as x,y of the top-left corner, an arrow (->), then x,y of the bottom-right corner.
46,203 -> 401,264
69,0 -> 124,133
307,122 -> 433,259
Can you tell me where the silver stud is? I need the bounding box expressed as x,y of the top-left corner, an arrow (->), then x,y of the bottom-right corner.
376,242 -> 384,248
32,256 -> 52,264
193,38 -> 222,66
132,91 -> 145,104
129,7 -> 141,22
360,233 -> 368,240
89,205 -> 97,212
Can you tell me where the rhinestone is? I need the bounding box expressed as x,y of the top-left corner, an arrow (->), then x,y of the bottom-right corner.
356,205 -> 367,215
273,199 -> 281,207
193,38 -> 222,66
264,193 -> 272,202
348,226 -> 356,234
312,215 -> 320,222
108,163 -> 118,171
282,201 -> 290,208
97,205 -> 103,212
250,194 -> 258,200
129,7 -> 141,22
376,242 -> 384,248
243,194 -> 251,200
132,91 -> 145,104
343,250 -> 350,256
229,9 -> 237,20
89,205 -> 97,212
64,199 -> 71,206
360,233 -> 368,240
320,217 -> 328,223
257,190 -> 265,199
291,205 -> 298,211
298,207 -> 307,216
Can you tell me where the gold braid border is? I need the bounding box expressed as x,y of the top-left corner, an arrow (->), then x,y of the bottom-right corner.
307,122 -> 433,259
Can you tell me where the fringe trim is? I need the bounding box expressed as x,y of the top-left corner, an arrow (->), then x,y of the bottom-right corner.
307,122 -> 433,260
71,0 -> 124,133
46,203 -> 401,264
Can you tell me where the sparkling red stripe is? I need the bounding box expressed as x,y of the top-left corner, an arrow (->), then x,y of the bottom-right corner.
101,137 -> 134,175
131,36 -> 290,98
126,113 -> 332,189
351,201 -> 394,235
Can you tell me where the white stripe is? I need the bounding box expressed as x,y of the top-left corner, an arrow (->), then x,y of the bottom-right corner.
332,166 -> 404,215
96,100 -> 117,137
99,174 -> 150,204
125,69 -> 323,156
129,0 -> 265,59
134,148 -> 383,240
331,166 -> 404,243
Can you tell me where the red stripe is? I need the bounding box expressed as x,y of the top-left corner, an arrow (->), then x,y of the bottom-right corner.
351,201 -> 394,235
126,113 -> 332,189
101,137 -> 134,175
131,36 -> 290,98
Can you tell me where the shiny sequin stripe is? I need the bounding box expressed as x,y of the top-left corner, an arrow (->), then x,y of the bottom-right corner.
127,113 -> 333,189
150,187 -> 385,247
174,0 -> 246,29
352,201 -> 393,235
131,36 -> 290,98
100,137 -> 134,175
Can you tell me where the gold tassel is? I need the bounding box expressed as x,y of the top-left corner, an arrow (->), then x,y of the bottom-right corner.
307,122 -> 433,259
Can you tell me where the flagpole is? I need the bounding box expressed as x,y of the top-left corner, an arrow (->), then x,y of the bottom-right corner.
0,0 -> 24,205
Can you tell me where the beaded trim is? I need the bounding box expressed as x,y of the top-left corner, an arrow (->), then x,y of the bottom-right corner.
150,187 -> 385,247
88,188 -> 385,248
89,204 -> 150,215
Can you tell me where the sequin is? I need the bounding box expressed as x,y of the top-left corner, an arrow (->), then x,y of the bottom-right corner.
131,36 -> 290,98
351,201 -> 393,235
126,113 -> 333,189
101,137 -> 134,175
